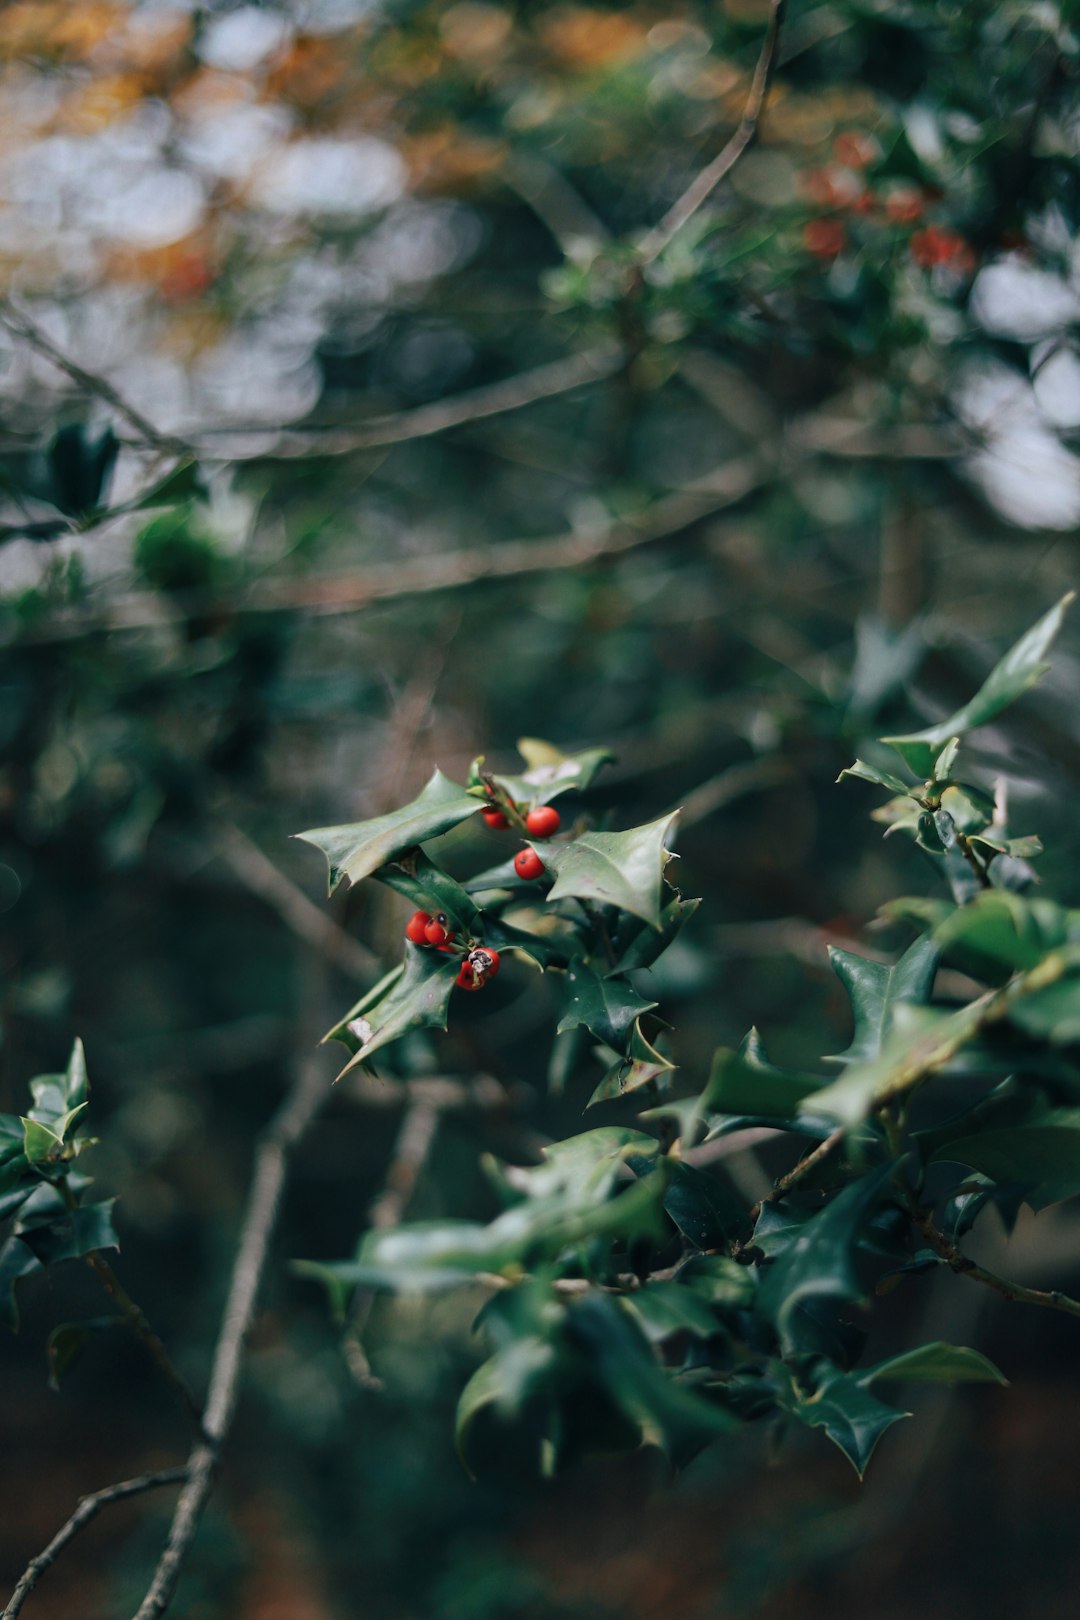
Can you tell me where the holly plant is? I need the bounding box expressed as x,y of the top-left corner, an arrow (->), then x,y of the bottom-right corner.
296,599 -> 1080,1480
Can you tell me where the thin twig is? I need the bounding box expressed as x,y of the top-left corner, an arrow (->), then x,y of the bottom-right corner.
131,1037 -> 332,1620
0,300 -> 187,455
2,1469 -> 187,1620
214,822 -> 377,979
191,345 -> 623,459
342,1099 -> 441,1388
84,1252 -> 203,1431
746,1126 -> 847,1228
638,0 -> 787,263
913,1207 -> 1080,1321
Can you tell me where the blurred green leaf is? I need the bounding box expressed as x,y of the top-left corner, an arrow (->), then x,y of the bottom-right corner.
861,1342 -> 1007,1386
883,594 -> 1074,776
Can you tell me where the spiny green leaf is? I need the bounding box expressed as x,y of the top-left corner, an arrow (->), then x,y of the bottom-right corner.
588,1018 -> 674,1107
471,742 -> 614,809
662,1161 -> 748,1250
827,935 -> 940,1067
556,960 -> 658,1049
883,594 -> 1074,775
861,1342 -> 1007,1387
455,1336 -> 560,1475
837,759 -> 915,796
331,945 -> 460,1074
702,1046 -> 822,1122
613,896 -> 701,975
296,769 -> 479,894
373,848 -> 481,933
540,812 -> 680,929
779,1365 -> 908,1477
758,1162 -> 898,1355
802,1000 -> 986,1127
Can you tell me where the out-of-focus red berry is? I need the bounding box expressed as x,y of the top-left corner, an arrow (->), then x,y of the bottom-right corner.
405,911 -> 432,944
802,219 -> 847,260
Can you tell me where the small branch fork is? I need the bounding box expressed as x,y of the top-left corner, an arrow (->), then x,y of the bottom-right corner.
1,1470 -> 187,1620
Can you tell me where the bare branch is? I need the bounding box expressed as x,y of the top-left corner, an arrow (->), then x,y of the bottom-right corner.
0,300 -> 188,456
912,1207 -> 1080,1321
131,1038 -> 332,1620
19,455 -> 765,643
2,1469 -> 187,1620
214,822 -> 378,979
638,0 -> 787,263
192,344 -> 623,460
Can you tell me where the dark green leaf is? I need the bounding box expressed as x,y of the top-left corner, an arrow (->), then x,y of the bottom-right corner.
588,1018 -> 674,1106
758,1163 -> 898,1355
622,1281 -> 727,1344
331,945 -> 460,1073
0,1236 -> 42,1331
567,1294 -> 734,1466
556,960 -> 657,1049
662,1161 -> 748,1250
455,1336 -> 560,1474
828,935 -> 940,1067
837,759 -> 915,796
540,812 -> 680,929
702,1046 -> 822,1121
613,897 -> 701,974
778,1365 -> 908,1477
373,848 -> 481,933
296,769 -> 479,894
472,741 -> 614,808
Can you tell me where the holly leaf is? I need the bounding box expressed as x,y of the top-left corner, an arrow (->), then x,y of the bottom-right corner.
556,961 -> 658,1048
827,936 -> 940,1067
837,759 -> 916,796
539,813 -> 680,929
621,1280 -> 728,1344
861,1342 -> 1007,1386
778,1365 -> 908,1477
613,897 -> 701,975
455,1336 -> 560,1475
924,1103 -> 1080,1210
373,848 -> 481,934
701,1046 -> 822,1122
331,945 -> 460,1075
802,1000 -> 985,1127
588,1018 -> 674,1107
0,1237 -> 42,1331
1008,975 -> 1080,1044
472,742 -> 614,808
296,770 -> 479,894
883,594 -> 1074,777
662,1161 -> 748,1250
757,1163 -> 898,1355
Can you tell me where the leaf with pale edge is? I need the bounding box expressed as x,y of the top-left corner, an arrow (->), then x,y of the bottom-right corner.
296,769 -> 479,894
861,1342 -> 1007,1386
330,945 -> 460,1074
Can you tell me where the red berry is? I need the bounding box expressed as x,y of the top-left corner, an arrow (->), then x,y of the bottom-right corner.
424,913 -> 453,947
468,947 -> 500,983
405,910 -> 431,945
525,805 -> 560,838
802,218 -> 846,260
481,807 -> 509,830
910,226 -> 976,273
456,961 -> 482,991
833,131 -> 877,170
884,185 -> 924,225
514,847 -> 545,881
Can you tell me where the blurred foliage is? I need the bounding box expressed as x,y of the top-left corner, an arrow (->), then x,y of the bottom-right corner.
1,1 -> 1080,1617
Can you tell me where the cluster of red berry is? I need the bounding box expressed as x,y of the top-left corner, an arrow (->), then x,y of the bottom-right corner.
405,909 -> 501,992
799,129 -> 975,273
479,790 -> 560,882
